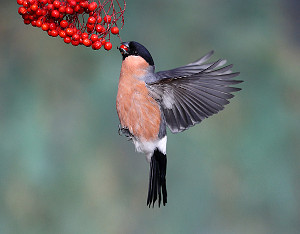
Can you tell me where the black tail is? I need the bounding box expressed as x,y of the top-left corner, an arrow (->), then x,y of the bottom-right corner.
147,148 -> 167,207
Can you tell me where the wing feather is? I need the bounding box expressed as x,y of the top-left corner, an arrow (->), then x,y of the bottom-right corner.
174,89 -> 202,123
155,51 -> 217,79
149,52 -> 242,133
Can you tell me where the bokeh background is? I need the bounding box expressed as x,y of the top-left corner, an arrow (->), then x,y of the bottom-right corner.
1,0 -> 300,233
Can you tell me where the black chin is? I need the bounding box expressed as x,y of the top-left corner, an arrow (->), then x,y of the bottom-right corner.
121,52 -> 129,60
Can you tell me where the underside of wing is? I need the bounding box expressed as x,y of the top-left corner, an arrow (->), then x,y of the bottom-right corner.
149,53 -> 242,133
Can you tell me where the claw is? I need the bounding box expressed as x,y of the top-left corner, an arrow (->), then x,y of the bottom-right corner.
118,125 -> 134,140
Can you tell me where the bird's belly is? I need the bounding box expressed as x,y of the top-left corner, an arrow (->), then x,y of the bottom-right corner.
116,76 -> 161,141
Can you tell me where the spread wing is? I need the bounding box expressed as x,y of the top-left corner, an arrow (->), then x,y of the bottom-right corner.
148,51 -> 242,133
155,51 -> 225,79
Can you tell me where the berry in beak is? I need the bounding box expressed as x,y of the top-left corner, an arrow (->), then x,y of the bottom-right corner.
118,44 -> 129,55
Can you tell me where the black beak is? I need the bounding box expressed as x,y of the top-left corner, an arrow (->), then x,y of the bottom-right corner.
118,46 -> 127,55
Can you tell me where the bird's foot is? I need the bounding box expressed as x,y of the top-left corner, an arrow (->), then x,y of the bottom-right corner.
118,125 -> 134,140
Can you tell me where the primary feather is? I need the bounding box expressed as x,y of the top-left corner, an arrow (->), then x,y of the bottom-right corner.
148,51 -> 242,133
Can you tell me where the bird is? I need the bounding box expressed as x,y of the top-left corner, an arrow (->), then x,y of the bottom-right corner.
116,41 -> 242,207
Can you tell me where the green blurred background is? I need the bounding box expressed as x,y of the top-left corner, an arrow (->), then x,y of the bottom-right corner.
1,0 -> 300,233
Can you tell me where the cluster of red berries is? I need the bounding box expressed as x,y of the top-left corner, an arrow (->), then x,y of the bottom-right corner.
17,0 -> 126,51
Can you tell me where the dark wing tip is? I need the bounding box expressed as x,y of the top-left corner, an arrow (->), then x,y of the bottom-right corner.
226,71 -> 240,78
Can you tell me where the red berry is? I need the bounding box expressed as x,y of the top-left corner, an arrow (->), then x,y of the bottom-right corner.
86,23 -> 94,30
88,16 -> 96,24
49,22 -> 56,30
18,7 -> 27,15
58,6 -> 65,13
119,44 -> 128,51
22,1 -> 29,7
60,20 -> 68,28
65,7 -> 73,14
36,20 -> 42,27
31,20 -> 37,27
24,19 -> 31,25
51,10 -> 60,18
111,26 -> 119,34
92,41 -> 101,50
17,0 -> 24,5
47,4 -> 54,11
72,34 -> 80,41
64,37 -> 71,44
90,34 -> 98,42
81,32 -> 88,39
28,0 -> 34,4
36,9 -> 43,16
22,14 -> 29,20
53,0 -> 60,8
51,30 -> 58,37
66,28 -> 74,36
88,2 -> 97,12
97,17 -> 102,23
69,0 -> 76,7
83,38 -> 92,47
101,39 -> 106,45
103,15 -> 111,23
30,4 -> 38,11
95,24 -> 104,33
41,23 -> 49,31
59,30 -> 66,38
71,40 -> 80,46
74,5 -> 83,13
79,1 -> 88,8
104,42 -> 112,50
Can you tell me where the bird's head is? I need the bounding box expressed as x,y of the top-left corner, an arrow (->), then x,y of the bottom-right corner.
118,41 -> 154,66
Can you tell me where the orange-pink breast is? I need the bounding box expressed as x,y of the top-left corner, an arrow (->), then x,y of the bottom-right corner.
116,57 -> 161,141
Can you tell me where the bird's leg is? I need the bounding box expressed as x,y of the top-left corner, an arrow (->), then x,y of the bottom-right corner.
118,124 -> 122,136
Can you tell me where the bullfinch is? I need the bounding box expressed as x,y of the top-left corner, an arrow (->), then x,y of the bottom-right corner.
116,41 -> 242,207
